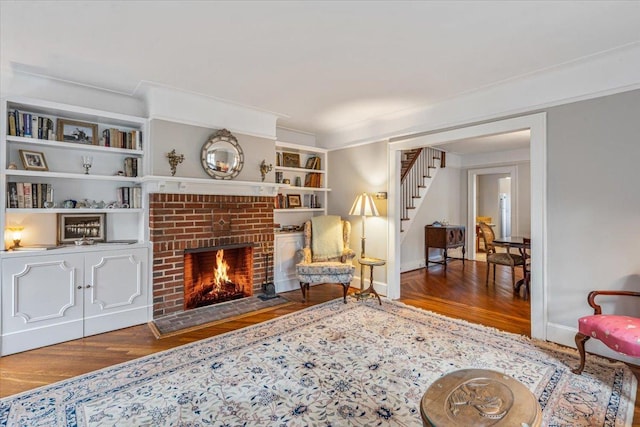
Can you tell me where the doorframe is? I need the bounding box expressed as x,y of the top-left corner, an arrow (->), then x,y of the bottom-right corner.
387,112 -> 547,339
467,166 -> 518,261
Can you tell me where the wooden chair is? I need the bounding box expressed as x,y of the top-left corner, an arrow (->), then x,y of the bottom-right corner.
478,222 -> 524,289
475,216 -> 492,252
573,290 -> 640,374
295,216 -> 356,303
521,237 -> 531,297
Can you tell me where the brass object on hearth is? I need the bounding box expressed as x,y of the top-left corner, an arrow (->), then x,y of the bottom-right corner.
166,149 -> 185,176
260,159 -> 272,182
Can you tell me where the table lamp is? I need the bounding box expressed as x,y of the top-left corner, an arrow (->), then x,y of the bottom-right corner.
7,226 -> 24,249
349,192 -> 379,258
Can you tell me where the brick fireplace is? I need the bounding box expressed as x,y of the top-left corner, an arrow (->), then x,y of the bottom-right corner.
149,193 -> 274,317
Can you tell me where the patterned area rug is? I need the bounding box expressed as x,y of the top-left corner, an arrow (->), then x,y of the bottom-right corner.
0,299 -> 636,426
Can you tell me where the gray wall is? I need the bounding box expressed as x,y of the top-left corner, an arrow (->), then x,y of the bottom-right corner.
328,140 -> 388,288
149,119 -> 274,182
546,90 -> 640,333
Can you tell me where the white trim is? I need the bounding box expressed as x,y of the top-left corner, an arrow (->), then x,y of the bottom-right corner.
387,113 -> 547,340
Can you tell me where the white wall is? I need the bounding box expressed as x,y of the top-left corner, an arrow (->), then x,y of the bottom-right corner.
400,166 -> 462,272
478,173 -> 508,237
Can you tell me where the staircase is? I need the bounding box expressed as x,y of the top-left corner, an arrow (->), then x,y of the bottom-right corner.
400,147 -> 445,240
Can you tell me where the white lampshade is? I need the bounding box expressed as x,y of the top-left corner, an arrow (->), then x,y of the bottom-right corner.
349,193 -> 379,217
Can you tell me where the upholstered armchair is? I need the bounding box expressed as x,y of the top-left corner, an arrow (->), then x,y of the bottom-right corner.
296,215 -> 356,303
573,290 -> 640,374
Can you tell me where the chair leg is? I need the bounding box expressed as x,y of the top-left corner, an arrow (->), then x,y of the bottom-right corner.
485,261 -> 490,287
511,266 -> 516,290
492,264 -> 496,283
340,283 -> 349,304
299,282 -> 310,302
572,332 -> 591,375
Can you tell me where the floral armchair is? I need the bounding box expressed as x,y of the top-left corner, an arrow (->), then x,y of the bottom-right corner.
572,290 -> 640,374
295,216 -> 356,303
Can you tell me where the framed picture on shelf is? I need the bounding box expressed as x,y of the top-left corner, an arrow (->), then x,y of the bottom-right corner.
19,149 -> 48,171
57,213 -> 106,244
56,119 -> 99,145
287,194 -> 302,208
305,156 -> 319,169
282,152 -> 300,168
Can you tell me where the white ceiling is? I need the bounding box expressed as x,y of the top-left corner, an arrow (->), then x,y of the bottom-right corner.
1,1 -> 639,140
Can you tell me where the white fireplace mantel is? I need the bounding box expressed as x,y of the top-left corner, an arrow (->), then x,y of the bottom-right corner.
142,176 -> 288,197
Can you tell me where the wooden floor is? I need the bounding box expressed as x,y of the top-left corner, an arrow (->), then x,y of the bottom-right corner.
0,260 -> 638,424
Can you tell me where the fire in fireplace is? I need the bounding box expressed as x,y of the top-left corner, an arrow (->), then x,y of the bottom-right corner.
184,244 -> 254,310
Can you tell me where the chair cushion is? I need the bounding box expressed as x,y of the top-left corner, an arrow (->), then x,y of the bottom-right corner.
578,314 -> 640,357
486,253 -> 524,265
296,262 -> 355,284
311,215 -> 344,260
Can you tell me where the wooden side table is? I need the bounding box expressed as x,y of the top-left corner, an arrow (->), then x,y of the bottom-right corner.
356,257 -> 384,305
420,369 -> 541,426
425,225 -> 466,269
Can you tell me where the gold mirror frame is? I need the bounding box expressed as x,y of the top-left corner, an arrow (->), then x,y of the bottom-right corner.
200,129 -> 244,180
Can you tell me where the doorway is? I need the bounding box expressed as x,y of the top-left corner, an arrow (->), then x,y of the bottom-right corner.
467,166 -> 518,261
387,113 -> 546,340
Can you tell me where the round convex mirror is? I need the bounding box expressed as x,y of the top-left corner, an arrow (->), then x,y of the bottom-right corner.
201,129 -> 244,180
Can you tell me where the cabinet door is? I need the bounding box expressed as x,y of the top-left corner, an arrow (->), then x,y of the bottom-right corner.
1,253 -> 84,355
274,233 -> 304,293
83,247 -> 148,336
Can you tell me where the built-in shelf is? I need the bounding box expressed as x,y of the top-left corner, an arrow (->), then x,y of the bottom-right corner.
4,169 -> 142,182
274,166 -> 326,174
274,208 -> 325,213
6,135 -> 143,156
6,208 -> 143,214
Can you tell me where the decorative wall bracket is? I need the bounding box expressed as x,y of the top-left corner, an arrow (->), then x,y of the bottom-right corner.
166,149 -> 185,176
260,160 -> 273,182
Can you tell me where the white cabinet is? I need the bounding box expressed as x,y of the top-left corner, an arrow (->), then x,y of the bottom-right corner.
274,232 -> 304,293
1,246 -> 149,355
274,142 -> 329,229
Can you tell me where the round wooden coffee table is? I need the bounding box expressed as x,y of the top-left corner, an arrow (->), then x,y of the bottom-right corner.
420,369 -> 542,426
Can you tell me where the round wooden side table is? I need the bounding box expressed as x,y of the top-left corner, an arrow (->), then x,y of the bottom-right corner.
356,257 -> 384,305
420,368 -> 541,426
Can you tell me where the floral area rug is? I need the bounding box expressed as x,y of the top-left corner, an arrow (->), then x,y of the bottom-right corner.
0,299 -> 636,426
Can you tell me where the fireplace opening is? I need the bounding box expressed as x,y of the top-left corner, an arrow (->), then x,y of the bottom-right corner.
184,244 -> 254,310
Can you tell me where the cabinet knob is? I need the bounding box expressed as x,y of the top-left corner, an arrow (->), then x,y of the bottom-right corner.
77,285 -> 83,290
86,285 -> 92,289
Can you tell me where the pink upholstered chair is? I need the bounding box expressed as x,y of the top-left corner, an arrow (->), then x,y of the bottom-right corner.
572,290 -> 640,374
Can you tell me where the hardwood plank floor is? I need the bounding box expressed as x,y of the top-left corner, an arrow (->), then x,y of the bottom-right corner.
1,260 -> 638,425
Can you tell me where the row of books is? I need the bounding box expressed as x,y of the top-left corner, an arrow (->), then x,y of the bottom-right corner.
102,128 -> 142,150
123,157 -> 140,177
7,183 -> 54,208
274,194 -> 294,209
304,172 -> 323,188
117,186 -> 143,209
7,111 -> 55,140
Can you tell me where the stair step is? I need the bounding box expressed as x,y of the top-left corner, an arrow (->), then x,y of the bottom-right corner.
401,218 -> 410,221
406,206 -> 416,209
418,185 -> 426,188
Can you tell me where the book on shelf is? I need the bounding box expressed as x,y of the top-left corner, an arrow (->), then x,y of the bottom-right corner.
102,128 -> 142,150
7,183 -> 53,209
7,182 -> 18,208
304,172 -> 322,188
7,110 -> 55,139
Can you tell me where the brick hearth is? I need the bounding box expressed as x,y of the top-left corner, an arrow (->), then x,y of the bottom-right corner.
149,193 -> 274,317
